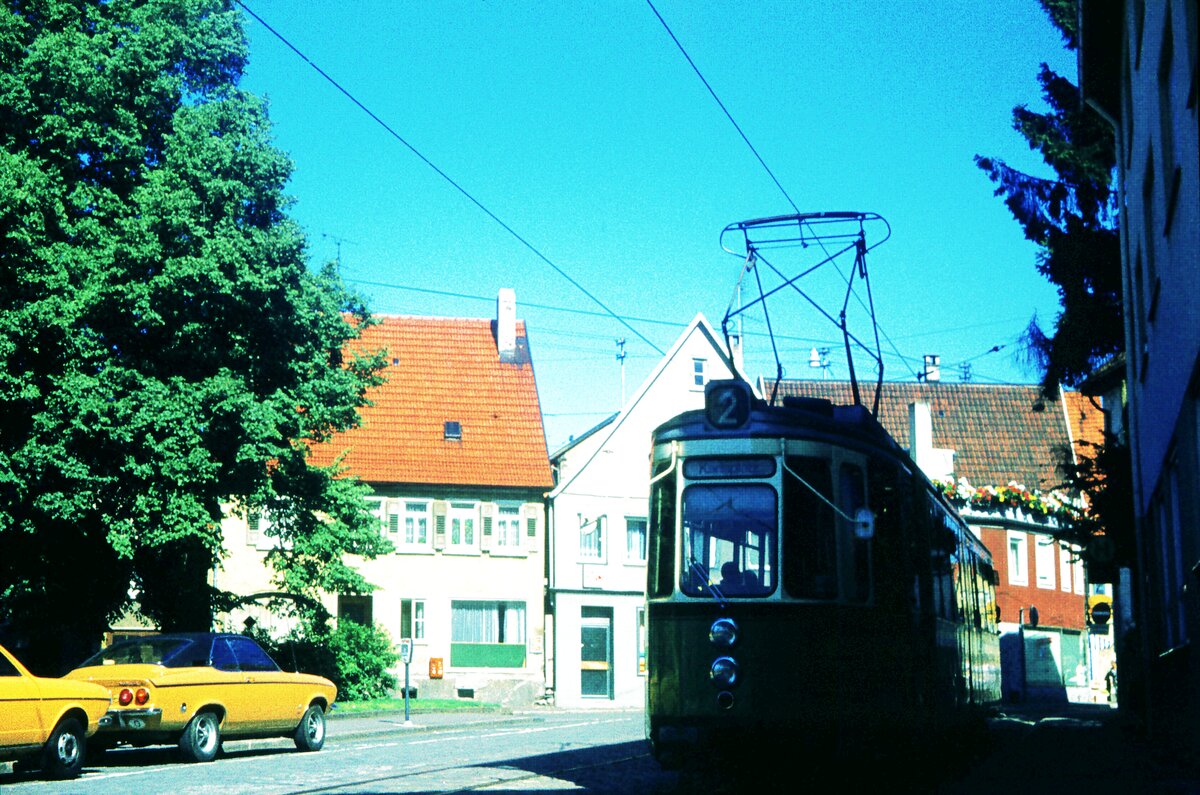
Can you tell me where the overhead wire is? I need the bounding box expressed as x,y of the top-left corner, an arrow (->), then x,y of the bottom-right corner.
645,0 -> 799,215
235,0 -> 665,356
646,2 -> 921,383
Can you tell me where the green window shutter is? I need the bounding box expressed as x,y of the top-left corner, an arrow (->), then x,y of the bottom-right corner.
433,501 -> 448,550
523,503 -> 542,549
481,503 -> 496,552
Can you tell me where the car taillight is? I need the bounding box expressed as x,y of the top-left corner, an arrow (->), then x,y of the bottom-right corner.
118,688 -> 133,706
135,688 -> 150,705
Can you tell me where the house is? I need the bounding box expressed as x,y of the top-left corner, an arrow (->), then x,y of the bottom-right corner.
771,377 -> 1107,702
216,289 -> 554,705
545,314 -> 747,707
1079,0 -> 1200,753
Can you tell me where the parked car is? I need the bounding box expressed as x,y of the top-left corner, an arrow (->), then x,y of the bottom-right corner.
64,633 -> 336,762
0,643 -> 112,779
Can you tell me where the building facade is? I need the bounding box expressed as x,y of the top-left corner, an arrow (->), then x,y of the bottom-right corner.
216,290 -> 554,705
1080,0 -> 1200,750
545,315 -> 745,707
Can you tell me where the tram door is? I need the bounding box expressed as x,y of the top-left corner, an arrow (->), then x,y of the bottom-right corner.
580,607 -> 613,698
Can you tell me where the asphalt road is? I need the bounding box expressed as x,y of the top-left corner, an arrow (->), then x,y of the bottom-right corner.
6,702 -> 1200,794
0,709 -> 678,794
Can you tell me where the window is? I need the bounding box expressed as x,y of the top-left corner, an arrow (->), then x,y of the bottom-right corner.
1007,531 -> 1028,586
0,654 -> 19,677
496,505 -> 521,549
684,482 -> 777,598
782,456 -> 833,599
450,600 -> 527,668
580,515 -> 605,560
447,502 -> 478,553
1035,534 -> 1056,590
1060,541 -> 1073,592
229,637 -> 279,672
403,501 -> 430,548
400,598 -> 425,641
338,595 -> 373,627
247,509 -> 264,546
626,517 -> 647,563
691,358 -> 707,389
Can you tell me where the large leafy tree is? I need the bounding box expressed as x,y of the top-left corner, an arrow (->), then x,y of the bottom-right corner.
0,0 -> 389,672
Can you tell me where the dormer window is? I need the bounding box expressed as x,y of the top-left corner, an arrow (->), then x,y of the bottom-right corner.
444,421 -> 462,441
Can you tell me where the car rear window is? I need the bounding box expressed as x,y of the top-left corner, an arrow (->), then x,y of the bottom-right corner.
77,638 -> 202,668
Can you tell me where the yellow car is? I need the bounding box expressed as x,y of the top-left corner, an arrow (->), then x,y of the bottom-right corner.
64,632 -> 336,763
0,643 -> 111,779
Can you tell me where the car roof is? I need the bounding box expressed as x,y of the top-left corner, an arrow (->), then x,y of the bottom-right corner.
114,633 -> 252,645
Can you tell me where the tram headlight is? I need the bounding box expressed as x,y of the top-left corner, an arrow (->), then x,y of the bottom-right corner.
709,617 -> 739,648
710,656 -> 739,688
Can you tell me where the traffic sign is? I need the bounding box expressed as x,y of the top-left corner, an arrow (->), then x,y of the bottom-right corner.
1091,601 -> 1112,625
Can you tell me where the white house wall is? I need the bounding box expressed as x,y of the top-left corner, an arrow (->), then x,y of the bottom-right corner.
548,316 -> 743,707
214,499 -> 547,706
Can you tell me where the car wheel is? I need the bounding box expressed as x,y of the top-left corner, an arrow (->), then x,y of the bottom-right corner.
179,711 -> 221,763
293,704 -> 326,752
41,717 -> 85,779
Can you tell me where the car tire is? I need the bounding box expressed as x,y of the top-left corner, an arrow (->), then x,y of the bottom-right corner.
41,717 -> 86,779
179,711 -> 221,763
293,704 -> 326,752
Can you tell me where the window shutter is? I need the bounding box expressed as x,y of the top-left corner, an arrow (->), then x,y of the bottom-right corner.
523,503 -> 543,551
387,505 -> 400,536
247,511 -> 261,546
433,501 -> 448,550
481,503 -> 496,552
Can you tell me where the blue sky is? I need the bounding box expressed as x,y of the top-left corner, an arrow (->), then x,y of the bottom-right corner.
237,0 -> 1077,451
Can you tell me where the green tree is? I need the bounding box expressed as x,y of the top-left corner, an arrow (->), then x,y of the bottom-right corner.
975,1 -> 1122,394
975,0 -> 1133,574
0,0 -> 388,672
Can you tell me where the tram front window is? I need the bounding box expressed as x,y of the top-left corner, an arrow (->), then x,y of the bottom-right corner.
680,483 -> 777,598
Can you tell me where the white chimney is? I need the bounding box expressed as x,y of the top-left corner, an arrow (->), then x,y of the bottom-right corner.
497,288 -> 516,360
922,354 -> 941,382
909,402 -> 955,481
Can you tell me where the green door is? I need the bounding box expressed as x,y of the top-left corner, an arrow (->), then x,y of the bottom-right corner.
580,609 -> 613,698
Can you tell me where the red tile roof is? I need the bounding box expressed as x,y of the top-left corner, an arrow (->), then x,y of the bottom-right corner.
766,379 -> 1102,493
310,315 -> 553,490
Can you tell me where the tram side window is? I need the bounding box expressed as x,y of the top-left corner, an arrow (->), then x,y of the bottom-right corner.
783,456 -> 837,600
648,467 -> 676,598
839,463 -> 871,603
931,506 -> 958,621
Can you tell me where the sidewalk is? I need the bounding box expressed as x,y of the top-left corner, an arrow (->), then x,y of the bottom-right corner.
323,704 -> 531,739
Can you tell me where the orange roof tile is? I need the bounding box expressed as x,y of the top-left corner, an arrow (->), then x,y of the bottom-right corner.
768,379 -> 1103,493
310,315 -> 553,490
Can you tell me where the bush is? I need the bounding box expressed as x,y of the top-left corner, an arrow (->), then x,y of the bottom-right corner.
249,616 -> 397,702
327,621 -> 398,702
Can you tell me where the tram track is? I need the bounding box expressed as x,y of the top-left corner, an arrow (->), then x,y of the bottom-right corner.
282,748 -> 653,794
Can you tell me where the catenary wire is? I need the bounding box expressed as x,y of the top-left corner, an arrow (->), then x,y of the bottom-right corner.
645,0 -> 800,215
235,0 -> 665,356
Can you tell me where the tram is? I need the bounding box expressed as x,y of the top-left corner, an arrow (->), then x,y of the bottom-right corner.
645,378 -> 1002,768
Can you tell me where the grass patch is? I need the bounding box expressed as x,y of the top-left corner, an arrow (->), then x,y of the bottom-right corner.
329,697 -> 502,715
